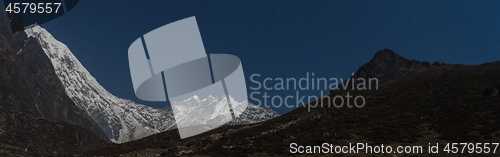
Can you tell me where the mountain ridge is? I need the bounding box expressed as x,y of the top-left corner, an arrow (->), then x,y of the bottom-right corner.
334,48 -> 432,92
25,25 -> 280,143
87,49 -> 500,156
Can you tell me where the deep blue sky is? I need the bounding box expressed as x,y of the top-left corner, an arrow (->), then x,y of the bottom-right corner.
16,1 -> 500,114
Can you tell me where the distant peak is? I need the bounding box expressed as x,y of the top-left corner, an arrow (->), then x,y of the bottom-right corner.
375,48 -> 396,55
341,48 -> 428,91
192,95 -> 199,100
365,48 -> 413,66
372,48 -> 405,60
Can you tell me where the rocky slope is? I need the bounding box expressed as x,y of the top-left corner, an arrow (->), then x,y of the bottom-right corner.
25,25 -> 279,143
0,10 -> 108,155
0,106 -> 107,156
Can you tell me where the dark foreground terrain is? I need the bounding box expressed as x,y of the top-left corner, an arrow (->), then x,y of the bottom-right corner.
0,10 -> 108,156
87,49 -> 500,156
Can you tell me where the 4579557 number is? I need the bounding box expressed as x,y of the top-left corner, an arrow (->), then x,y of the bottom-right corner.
444,143 -> 499,154
5,3 -> 62,14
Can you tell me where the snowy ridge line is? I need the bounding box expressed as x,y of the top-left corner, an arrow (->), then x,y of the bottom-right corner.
24,25 -> 280,143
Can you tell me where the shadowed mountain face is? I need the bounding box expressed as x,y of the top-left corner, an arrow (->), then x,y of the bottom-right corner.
88,49 -> 500,156
334,48 -> 432,92
0,10 -> 108,155
354,48 -> 430,83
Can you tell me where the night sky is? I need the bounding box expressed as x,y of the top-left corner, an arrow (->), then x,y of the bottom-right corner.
9,0 -> 499,114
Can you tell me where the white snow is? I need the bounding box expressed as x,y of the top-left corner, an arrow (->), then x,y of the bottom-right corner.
24,25 -> 279,143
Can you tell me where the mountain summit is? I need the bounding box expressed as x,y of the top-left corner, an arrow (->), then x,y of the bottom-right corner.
355,48 -> 430,83
335,48 -> 432,92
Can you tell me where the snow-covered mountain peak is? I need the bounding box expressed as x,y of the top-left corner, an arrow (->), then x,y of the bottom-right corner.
191,95 -> 200,100
24,25 -> 280,143
25,25 -> 176,143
